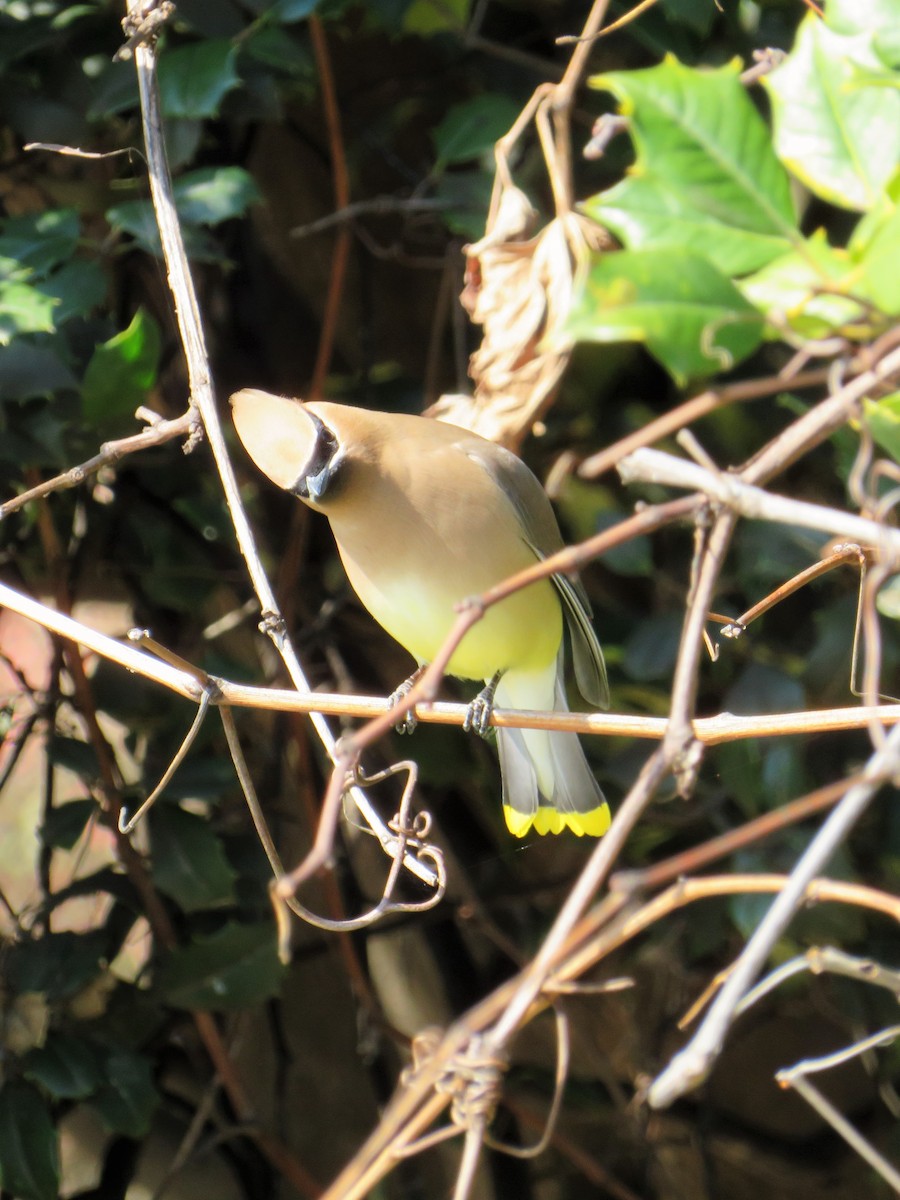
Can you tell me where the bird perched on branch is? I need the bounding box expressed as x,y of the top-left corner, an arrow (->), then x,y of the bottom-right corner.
231,388 -> 609,837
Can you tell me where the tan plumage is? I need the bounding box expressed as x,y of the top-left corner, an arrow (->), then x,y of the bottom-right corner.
231,388 -> 609,837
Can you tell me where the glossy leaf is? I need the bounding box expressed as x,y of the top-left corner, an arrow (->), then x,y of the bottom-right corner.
47,735 -> 100,781
23,1033 -> 103,1099
0,341 -> 77,400
158,39 -> 241,119
172,166 -> 261,225
876,573 -> 900,619
81,308 -> 161,427
105,198 -> 223,261
0,1082 -> 59,1200
724,663 -> 805,716
0,281 -> 58,344
90,1050 -> 158,1137
863,390 -> 900,462
739,232 -> 867,340
106,168 -> 257,262
159,921 -> 284,1010
849,193 -> 900,314
41,799 -> 97,851
622,613 -> 682,682
588,58 -> 798,275
562,247 -> 763,383
403,0 -> 468,36
826,0 -> 898,36
268,0 -> 320,19
0,209 -> 79,276
149,804 -> 237,913
6,931 -> 108,1001
42,259 -> 106,323
766,15 -> 900,210
433,94 -> 520,168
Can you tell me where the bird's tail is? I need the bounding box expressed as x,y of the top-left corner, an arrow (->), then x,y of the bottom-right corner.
494,659 -> 609,837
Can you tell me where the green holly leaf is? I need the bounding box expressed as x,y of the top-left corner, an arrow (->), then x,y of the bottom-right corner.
41,799 -> 97,851
23,1033 -> 103,1099
149,804 -> 237,913
172,167 -> 261,225
432,94 -> 520,169
158,39 -> 241,119
766,14 -> 900,210
90,1050 -> 158,1137
739,231 -> 868,340
0,281 -> 58,344
848,182 -> 900,313
825,0 -> 898,37
561,247 -> 763,384
0,209 -> 79,277
863,390 -> 900,462
587,57 -> 799,276
0,1082 -> 59,1200
81,308 -> 161,428
159,922 -> 284,1010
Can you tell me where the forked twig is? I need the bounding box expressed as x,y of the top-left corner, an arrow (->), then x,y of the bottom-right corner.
649,720 -> 900,1108
778,1028 -> 900,1193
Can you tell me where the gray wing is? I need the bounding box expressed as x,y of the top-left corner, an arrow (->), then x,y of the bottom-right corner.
465,442 -> 609,710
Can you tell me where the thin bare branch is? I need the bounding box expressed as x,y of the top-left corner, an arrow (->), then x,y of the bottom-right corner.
126,2 -> 435,890
619,447 -> 900,559
649,719 -> 900,1108
0,411 -> 195,520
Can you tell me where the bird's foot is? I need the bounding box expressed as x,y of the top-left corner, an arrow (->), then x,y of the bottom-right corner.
463,671 -> 503,739
388,668 -> 426,734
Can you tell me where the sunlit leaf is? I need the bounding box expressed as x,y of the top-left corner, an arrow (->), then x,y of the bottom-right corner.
849,190 -> 900,314
173,167 -> 261,225
766,15 -> 900,210
81,308 -> 161,427
0,281 -> 58,344
562,247 -> 763,383
588,57 -> 798,275
739,232 -> 868,340
877,573 -> 900,619
826,0 -> 898,36
863,390 -> 900,462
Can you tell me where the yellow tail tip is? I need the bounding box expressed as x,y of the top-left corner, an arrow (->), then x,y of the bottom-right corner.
503,802 -> 611,838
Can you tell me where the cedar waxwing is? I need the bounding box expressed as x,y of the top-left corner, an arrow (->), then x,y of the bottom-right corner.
231,388 -> 610,837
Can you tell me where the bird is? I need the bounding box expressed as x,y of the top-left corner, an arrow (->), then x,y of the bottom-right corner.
231,388 -> 610,838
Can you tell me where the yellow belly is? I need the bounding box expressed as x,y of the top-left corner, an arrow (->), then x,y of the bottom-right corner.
341,555 -> 562,681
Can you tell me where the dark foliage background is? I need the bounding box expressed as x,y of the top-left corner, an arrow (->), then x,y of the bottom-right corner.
1,1 -> 899,1197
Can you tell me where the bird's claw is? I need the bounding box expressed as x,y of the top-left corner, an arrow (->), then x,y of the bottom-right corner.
388,671 -> 424,734
463,693 -> 492,737
464,672 -> 502,738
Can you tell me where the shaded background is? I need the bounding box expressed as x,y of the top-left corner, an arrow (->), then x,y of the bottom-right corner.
1,1 -> 899,1197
